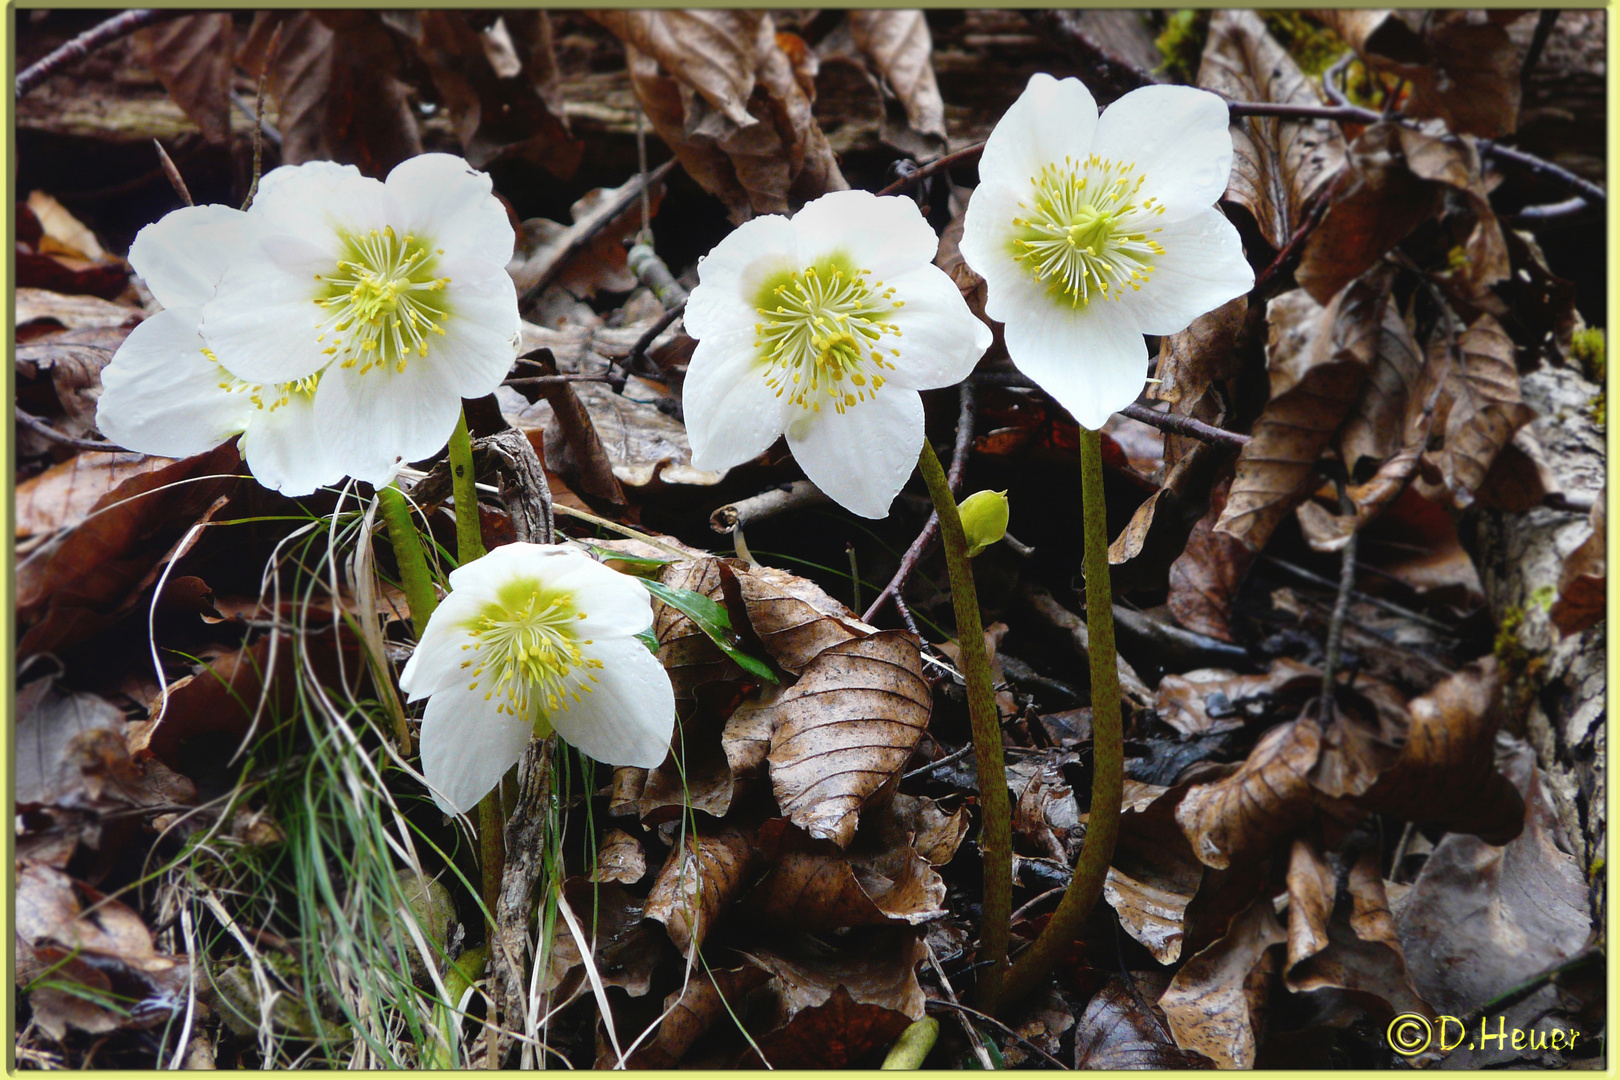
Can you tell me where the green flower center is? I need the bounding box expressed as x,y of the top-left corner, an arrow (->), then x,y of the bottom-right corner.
457,578 -> 601,728
313,226 -> 452,376
1008,155 -> 1167,307
753,254 -> 903,415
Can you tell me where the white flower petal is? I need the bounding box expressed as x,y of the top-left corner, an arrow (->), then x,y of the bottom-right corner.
542,553 -> 656,639
1122,207 -> 1254,336
1090,85 -> 1234,220
128,205 -> 252,310
314,356 -> 463,486
398,591 -> 490,701
685,214 -> 800,340
977,73 -> 1099,190
684,326 -> 789,472
958,181 -> 1034,327
236,391 -> 345,497
786,388 -> 924,519
249,161 -> 393,255
1004,292 -> 1149,432
95,307 -> 250,457
419,679 -> 533,814
787,189 -> 941,282
433,258 -> 522,399
386,153 -> 516,267
201,254 -> 327,385
878,265 -> 992,390
549,634 -> 675,769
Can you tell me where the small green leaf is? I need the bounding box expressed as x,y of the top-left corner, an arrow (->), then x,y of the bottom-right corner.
641,579 -> 779,684
583,544 -> 672,575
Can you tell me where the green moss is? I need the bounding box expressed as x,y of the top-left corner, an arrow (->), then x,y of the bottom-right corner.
1154,10 -> 1207,81
1572,326 -> 1605,383
1260,12 -> 1346,76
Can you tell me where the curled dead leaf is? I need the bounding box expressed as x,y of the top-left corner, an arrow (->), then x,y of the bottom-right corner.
763,631 -> 931,848
1176,717 -> 1322,870
1159,893 -> 1286,1069
645,825 -> 758,957
1550,499 -> 1604,636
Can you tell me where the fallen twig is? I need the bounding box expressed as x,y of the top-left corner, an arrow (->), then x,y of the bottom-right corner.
16,9 -> 171,97
1120,402 -> 1251,449
16,407 -> 126,453
516,159 -> 677,309
709,480 -> 828,535
152,139 -> 192,207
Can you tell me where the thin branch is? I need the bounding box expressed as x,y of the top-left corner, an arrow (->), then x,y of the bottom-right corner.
1251,184 -> 1336,297
152,139 -> 192,207
862,381 -> 976,623
709,480 -> 828,535
1479,139 -> 1606,207
15,408 -> 127,453
902,740 -> 975,782
502,374 -> 613,388
1511,196 -> 1596,226
1226,99 -> 1380,124
16,10 -> 171,97
241,20 -> 282,211
620,298 -> 685,384
1120,402 -> 1250,449
1319,481 -> 1361,699
874,142 -> 987,197
1520,9 -> 1560,86
516,159 -> 677,309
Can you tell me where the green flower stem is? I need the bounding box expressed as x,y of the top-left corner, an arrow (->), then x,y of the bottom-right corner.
917,439 -> 1011,1012
447,407 -> 504,940
449,410 -> 486,564
999,424 -> 1123,1012
378,484 -> 438,636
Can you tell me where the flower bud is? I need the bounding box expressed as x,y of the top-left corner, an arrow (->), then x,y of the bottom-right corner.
958,489 -> 1009,558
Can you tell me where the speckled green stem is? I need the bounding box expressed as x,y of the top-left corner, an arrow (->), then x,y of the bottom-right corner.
378,484 -> 437,635
917,439 -> 1011,1013
448,407 -> 503,938
1000,424 -> 1123,1012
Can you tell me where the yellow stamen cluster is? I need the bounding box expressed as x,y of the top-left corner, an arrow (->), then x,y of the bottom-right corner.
753,256 -> 903,415
457,581 -> 602,723
204,347 -> 321,413
1009,154 -> 1167,307
313,226 -> 451,376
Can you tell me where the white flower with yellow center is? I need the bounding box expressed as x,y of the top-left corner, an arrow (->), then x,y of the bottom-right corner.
398,543 -> 675,815
95,203 -> 345,495
199,154 -> 522,487
684,189 -> 992,519
960,75 -> 1254,431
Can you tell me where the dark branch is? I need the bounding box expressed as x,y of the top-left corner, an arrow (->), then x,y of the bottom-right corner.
17,10 -> 170,97
16,408 -> 127,453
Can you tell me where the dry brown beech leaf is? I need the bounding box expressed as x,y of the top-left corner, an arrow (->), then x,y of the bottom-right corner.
740,984 -> 914,1069
735,562 -> 869,672
1283,843 -> 1431,1018
645,825 -> 759,958
1397,126 -> 1510,302
16,680 -> 194,814
1353,658 -> 1524,844
590,10 -> 760,125
847,10 -> 948,148
1396,744 -> 1591,1018
1166,478 -> 1256,643
743,826 -> 946,930
134,14 -> 234,144
511,180 -> 665,301
409,11 -> 580,175
540,881 -> 663,1007
1295,124 -> 1441,304
1198,10 -> 1347,251
763,631 -> 932,848
239,12 -> 421,175
1213,276 -> 1384,552
1425,315 -> 1536,508
1154,658 -> 1321,739
1319,10 -> 1522,138
1104,781 -> 1206,965
621,965 -> 772,1069
592,828 -> 647,885
1550,498 -> 1605,636
740,926 -> 927,1024
1146,297 -> 1247,462
1337,292 -> 1426,473
1076,972 -> 1214,1069
1176,717 -> 1322,870
16,864 -> 174,974
16,289 -> 143,334
639,699 -> 743,823
1159,893 -> 1286,1069
653,559 -> 745,698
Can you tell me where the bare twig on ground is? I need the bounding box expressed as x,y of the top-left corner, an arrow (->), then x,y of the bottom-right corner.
619,299 -> 686,387
1319,482 -> 1361,700
16,407 -> 126,453
242,21 -> 282,212
16,9 -> 171,97
1120,402 -> 1251,448
152,139 -> 192,206
863,381 -> 976,623
709,480 -> 829,535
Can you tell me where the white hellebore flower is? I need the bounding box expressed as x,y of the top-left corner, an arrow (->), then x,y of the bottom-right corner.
683,189 -> 992,519
199,154 -> 522,487
959,74 -> 1254,431
398,543 -> 675,815
96,203 -> 346,495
